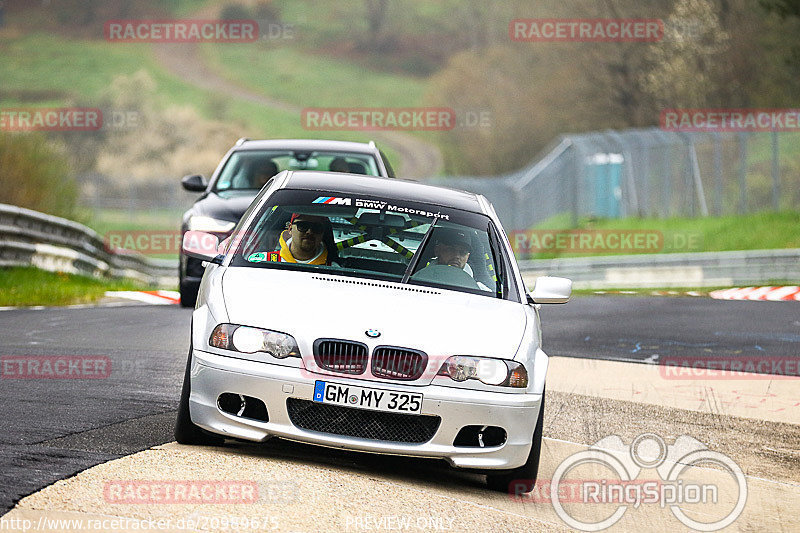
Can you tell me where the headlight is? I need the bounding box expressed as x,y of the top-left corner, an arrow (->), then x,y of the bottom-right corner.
209,324 -> 300,359
437,356 -> 528,388
188,216 -> 236,233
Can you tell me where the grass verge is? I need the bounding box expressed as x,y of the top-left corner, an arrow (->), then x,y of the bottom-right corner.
205,45 -> 426,108
0,267 -> 152,307
514,211 -> 800,259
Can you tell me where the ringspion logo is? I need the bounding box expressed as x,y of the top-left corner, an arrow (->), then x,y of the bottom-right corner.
530,433 -> 747,531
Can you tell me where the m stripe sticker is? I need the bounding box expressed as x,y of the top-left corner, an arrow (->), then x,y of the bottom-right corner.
313,196 -> 351,205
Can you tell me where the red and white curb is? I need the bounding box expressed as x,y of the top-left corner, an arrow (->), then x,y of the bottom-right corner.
104,290 -> 181,305
709,286 -> 800,301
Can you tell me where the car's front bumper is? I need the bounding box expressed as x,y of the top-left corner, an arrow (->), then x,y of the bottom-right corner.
188,349 -> 543,470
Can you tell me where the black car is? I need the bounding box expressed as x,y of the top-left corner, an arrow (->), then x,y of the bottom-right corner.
179,138 -> 396,306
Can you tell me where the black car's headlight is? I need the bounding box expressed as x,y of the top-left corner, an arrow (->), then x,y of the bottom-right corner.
209,324 -> 300,359
188,216 -> 236,233
437,356 -> 528,388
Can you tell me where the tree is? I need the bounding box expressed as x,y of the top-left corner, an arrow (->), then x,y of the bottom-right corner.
91,71 -> 243,184
759,0 -> 800,17
759,0 -> 800,72
639,0 -> 731,109
365,0 -> 389,46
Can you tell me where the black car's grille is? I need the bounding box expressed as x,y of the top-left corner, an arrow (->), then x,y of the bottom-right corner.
313,339 -> 368,375
371,347 -> 428,380
287,398 -> 440,444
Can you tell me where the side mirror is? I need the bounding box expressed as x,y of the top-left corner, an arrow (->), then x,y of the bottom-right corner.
181,174 -> 208,192
182,230 -> 223,264
529,276 -> 572,304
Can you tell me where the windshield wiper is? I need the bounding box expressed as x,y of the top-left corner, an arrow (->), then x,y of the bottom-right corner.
400,219 -> 437,284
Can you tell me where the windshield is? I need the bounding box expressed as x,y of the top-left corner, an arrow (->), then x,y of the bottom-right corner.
228,189 -> 509,298
214,149 -> 382,191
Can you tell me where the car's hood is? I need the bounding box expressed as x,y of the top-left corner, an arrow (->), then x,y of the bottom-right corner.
221,267 -> 527,383
192,191 -> 258,223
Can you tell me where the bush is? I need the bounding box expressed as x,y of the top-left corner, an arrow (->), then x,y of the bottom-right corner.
221,1 -> 281,23
0,132 -> 79,218
4,0 -> 170,37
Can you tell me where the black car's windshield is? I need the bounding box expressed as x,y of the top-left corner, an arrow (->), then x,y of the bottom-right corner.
214,150 -> 382,191
228,189 -> 508,298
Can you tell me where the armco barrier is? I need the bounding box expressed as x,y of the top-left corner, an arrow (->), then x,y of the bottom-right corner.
0,203 -> 176,286
4,203 -> 795,290
518,248 -> 800,289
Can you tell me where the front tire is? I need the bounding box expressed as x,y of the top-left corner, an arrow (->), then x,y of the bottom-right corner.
174,345 -> 225,446
486,391 -> 545,493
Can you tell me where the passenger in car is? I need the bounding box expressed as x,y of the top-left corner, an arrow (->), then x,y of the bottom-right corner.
276,213 -> 337,265
347,161 -> 368,174
251,160 -> 279,189
328,157 -> 350,172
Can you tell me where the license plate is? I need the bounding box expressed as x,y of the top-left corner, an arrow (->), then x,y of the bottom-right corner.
313,381 -> 423,414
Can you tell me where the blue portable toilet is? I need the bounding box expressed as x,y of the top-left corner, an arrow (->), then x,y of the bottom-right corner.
586,153 -> 623,218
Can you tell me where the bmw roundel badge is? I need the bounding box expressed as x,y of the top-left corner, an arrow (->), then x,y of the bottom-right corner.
365,329 -> 381,338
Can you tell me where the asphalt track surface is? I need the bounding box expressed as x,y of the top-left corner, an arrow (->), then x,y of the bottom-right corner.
539,296 -> 800,367
1,297 -> 797,514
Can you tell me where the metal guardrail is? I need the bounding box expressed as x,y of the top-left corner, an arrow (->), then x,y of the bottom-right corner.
4,203 -> 795,290
0,203 -> 177,287
519,248 -> 800,289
